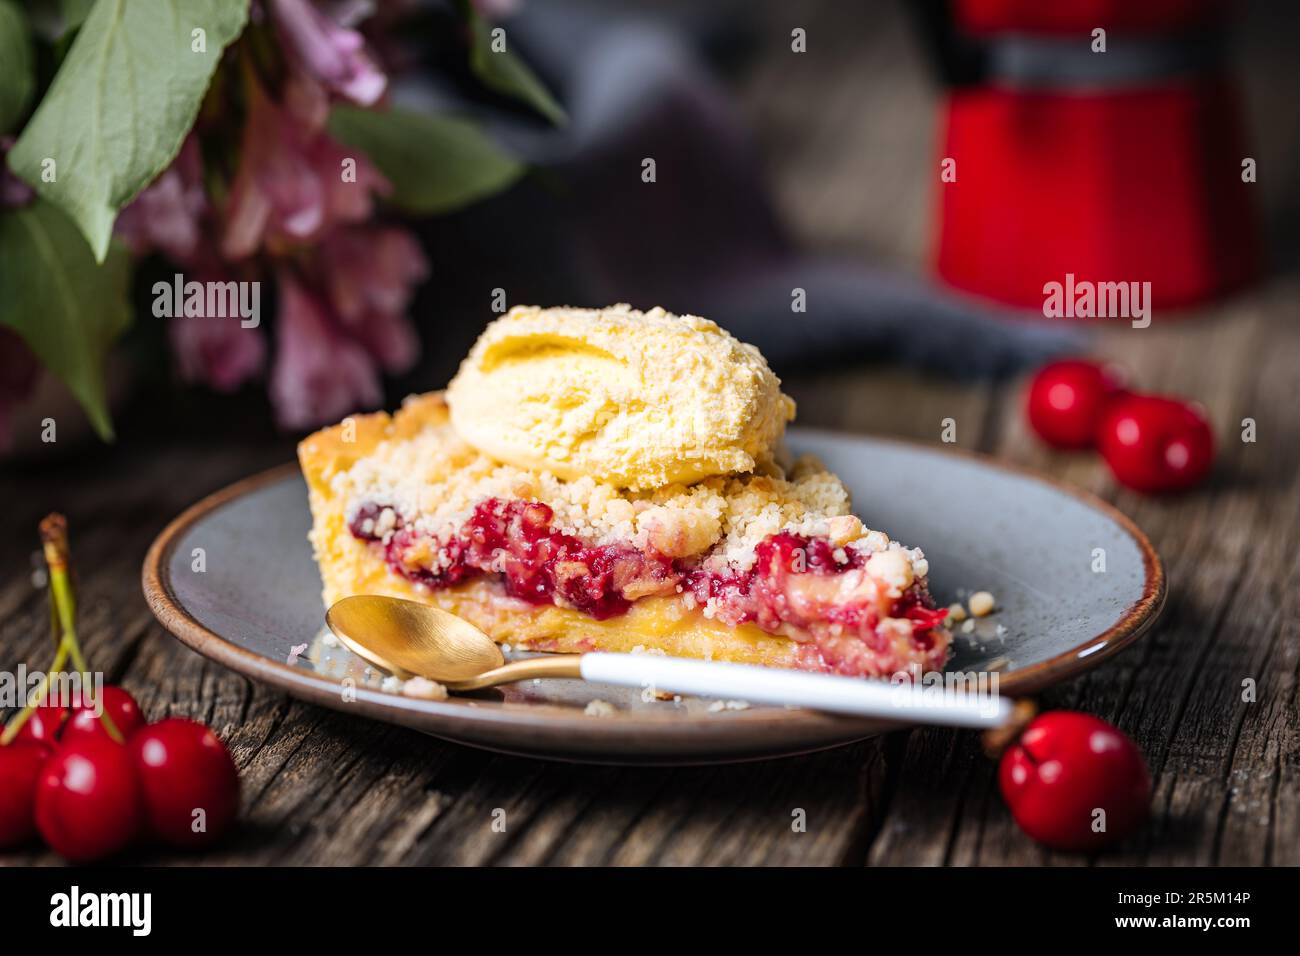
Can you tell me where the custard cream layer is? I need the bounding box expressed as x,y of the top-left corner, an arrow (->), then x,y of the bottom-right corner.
446,304 -> 796,490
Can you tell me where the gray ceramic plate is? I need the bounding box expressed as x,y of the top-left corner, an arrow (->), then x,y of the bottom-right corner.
143,429 -> 1164,764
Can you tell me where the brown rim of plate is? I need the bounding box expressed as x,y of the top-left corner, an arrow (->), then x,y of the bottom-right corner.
141,437 -> 1166,728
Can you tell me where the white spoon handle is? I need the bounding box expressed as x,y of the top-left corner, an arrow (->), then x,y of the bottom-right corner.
579,652 -> 1012,728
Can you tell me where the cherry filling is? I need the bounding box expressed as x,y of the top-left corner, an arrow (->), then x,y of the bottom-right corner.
352,499 -> 675,619
349,499 -> 946,642
683,531 -> 869,633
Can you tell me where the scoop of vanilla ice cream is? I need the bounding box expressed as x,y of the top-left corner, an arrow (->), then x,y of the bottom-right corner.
446,304 -> 796,490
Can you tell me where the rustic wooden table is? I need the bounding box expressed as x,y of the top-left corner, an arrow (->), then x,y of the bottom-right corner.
2,0 -> 1296,865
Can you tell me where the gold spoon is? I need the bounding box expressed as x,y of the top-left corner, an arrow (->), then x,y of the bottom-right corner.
326,594 -> 581,691
325,594 -> 1014,727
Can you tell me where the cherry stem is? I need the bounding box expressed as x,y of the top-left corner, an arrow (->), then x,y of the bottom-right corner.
0,638 -> 70,746
0,515 -> 123,746
981,698 -> 1038,759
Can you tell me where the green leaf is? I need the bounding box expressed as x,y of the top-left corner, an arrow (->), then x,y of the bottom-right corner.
466,11 -> 566,126
0,199 -> 131,440
328,106 -> 525,216
8,0 -> 249,262
0,0 -> 35,133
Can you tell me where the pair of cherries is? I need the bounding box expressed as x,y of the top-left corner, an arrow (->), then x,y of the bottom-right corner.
1026,359 -> 1215,492
1017,362 -> 1170,846
0,686 -> 239,862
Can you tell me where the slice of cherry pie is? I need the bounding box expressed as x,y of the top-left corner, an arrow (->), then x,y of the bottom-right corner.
300,353 -> 951,679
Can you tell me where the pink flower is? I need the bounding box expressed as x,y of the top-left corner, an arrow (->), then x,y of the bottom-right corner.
115,137 -> 207,264
169,296 -> 268,394
222,77 -> 389,260
271,0 -> 387,107
317,226 -> 427,373
270,270 -> 382,428
222,80 -> 324,258
311,132 -> 391,228
282,69 -> 331,132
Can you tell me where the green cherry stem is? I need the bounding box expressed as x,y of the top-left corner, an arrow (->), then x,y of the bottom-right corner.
42,515 -> 124,745
0,638 -> 69,746
0,515 -> 123,747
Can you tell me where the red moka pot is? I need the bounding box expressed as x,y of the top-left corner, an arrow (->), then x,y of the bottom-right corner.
931,0 -> 1261,313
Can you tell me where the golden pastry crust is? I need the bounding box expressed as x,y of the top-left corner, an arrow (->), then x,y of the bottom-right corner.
299,392 -> 445,607
299,391 -> 448,491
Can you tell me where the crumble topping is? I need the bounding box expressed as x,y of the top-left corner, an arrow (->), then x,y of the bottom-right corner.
968,590 -> 997,617
402,677 -> 448,701
326,411 -> 930,582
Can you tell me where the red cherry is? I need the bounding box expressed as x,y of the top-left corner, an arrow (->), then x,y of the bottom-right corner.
129,719 -> 240,848
61,686 -> 146,747
1098,394 -> 1214,493
0,742 -> 53,848
12,701 -> 67,747
35,738 -> 143,862
999,711 -> 1151,851
1026,359 -> 1126,449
